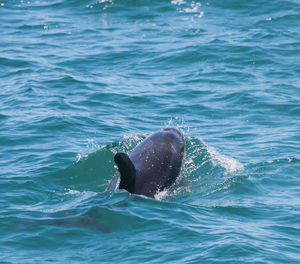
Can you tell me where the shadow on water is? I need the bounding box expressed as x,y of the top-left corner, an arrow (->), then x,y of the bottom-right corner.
19,214 -> 113,234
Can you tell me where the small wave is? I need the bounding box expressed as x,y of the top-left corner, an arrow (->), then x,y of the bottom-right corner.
207,146 -> 244,175
56,131 -> 245,201
76,138 -> 102,162
173,135 -> 245,199
264,157 -> 299,165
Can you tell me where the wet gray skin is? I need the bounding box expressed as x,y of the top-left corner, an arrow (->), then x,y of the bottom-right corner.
108,128 -> 185,198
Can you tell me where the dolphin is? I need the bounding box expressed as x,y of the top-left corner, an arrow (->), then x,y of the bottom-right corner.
108,128 -> 185,198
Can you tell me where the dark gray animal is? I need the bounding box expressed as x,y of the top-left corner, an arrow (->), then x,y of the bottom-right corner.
108,128 -> 185,198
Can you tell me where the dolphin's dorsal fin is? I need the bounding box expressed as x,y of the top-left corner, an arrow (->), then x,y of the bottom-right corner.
114,152 -> 136,194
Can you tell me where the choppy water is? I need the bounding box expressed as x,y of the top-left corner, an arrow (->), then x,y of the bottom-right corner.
1,0 -> 300,263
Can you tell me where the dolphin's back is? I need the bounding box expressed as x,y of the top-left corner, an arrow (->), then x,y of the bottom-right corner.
108,128 -> 185,198
131,128 -> 185,197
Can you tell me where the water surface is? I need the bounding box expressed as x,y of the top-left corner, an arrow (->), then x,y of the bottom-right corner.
0,0 -> 299,263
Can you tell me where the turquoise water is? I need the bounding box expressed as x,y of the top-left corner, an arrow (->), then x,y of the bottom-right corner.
1,0 -> 300,262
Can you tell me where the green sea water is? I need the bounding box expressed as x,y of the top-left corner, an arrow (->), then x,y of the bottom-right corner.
0,0 -> 299,263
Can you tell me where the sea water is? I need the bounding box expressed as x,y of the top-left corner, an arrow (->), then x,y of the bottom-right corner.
0,0 -> 299,263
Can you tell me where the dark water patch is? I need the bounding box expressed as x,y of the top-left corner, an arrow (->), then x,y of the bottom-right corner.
0,56 -> 35,69
0,113 -> 9,120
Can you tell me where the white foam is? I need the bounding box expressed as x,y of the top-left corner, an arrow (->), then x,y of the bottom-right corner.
208,146 -> 244,175
87,0 -> 113,9
154,189 -> 169,200
65,188 -> 82,195
171,0 -> 204,18
76,138 -> 102,162
76,153 -> 88,162
184,2 -> 201,13
171,0 -> 186,5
